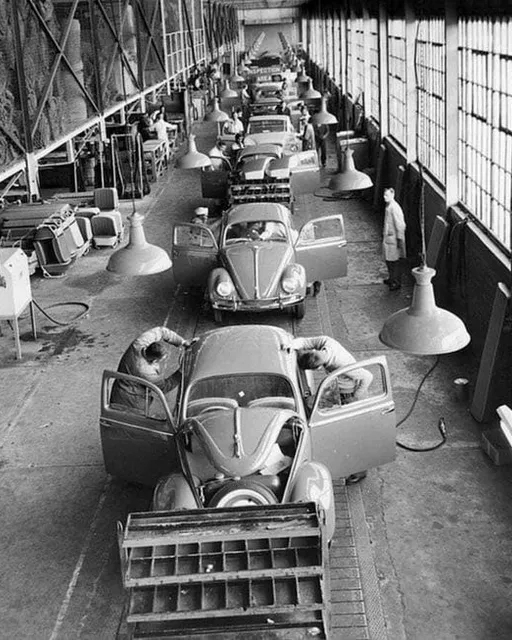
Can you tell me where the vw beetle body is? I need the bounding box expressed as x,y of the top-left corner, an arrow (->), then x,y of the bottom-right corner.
171,202 -> 347,322
100,325 -> 397,541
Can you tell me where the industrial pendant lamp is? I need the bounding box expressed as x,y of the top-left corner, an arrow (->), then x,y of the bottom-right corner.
295,64 -> 310,84
219,79 -> 238,99
311,94 -> 338,126
231,69 -> 245,85
328,147 -> 373,192
379,265 -> 470,354
300,78 -> 322,100
107,212 -> 172,275
204,97 -> 230,122
176,133 -> 211,169
380,18 -> 471,356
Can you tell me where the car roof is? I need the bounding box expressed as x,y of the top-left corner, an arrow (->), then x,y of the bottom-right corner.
184,325 -> 296,383
224,202 -> 292,224
249,115 -> 290,123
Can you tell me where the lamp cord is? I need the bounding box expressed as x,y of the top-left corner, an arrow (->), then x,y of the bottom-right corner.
395,356 -> 447,452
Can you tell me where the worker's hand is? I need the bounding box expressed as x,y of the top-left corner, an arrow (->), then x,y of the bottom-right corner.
183,337 -> 199,349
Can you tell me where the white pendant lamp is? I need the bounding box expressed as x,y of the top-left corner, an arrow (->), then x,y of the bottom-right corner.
107,212 -> 172,275
379,266 -> 471,355
300,78 -> 322,100
295,64 -> 310,84
204,98 -> 230,123
328,147 -> 373,192
219,79 -> 238,99
312,94 -> 338,126
176,133 -> 211,170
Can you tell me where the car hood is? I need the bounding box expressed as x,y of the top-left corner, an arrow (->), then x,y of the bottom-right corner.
238,157 -> 271,181
223,241 -> 291,298
189,407 -> 297,477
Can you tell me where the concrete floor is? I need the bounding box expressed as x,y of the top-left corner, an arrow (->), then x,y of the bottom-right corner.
1,123 -> 512,640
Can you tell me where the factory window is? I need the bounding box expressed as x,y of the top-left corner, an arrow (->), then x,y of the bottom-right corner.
458,16 -> 512,251
416,17 -> 446,183
353,16 -> 365,101
333,14 -> 341,87
346,17 -> 353,96
368,16 -> 380,123
387,16 -> 407,147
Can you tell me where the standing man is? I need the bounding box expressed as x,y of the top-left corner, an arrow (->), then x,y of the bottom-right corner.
284,334 -> 373,484
110,327 -> 192,412
314,123 -> 329,168
382,187 -> 407,291
300,114 -> 315,151
208,139 -> 232,170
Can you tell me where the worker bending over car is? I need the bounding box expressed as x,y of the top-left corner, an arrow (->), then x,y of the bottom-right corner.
110,327 -> 193,412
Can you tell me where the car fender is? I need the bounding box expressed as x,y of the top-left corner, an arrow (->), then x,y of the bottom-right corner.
289,461 -> 335,541
281,263 -> 307,295
208,267 -> 235,299
152,473 -> 198,511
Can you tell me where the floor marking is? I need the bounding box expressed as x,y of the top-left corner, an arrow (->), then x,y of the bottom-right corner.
49,476 -> 112,640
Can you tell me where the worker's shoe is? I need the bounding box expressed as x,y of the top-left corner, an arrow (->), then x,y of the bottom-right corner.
345,471 -> 367,485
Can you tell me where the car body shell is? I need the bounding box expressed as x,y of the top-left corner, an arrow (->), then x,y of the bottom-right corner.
100,325 -> 397,541
171,202 -> 347,317
244,115 -> 301,154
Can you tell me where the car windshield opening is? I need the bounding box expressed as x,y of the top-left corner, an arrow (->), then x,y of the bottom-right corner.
249,121 -> 286,134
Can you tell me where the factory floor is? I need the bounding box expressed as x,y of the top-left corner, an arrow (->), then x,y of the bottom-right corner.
1,122 -> 512,640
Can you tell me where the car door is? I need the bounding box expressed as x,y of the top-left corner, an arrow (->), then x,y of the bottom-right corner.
307,357 -> 396,479
172,223 -> 218,287
294,214 -> 347,281
289,150 -> 321,194
99,370 -> 180,487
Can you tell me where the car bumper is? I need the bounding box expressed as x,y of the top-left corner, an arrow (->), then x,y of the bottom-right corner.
212,293 -> 303,312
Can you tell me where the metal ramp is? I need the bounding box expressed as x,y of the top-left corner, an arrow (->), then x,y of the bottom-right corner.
118,503 -> 331,639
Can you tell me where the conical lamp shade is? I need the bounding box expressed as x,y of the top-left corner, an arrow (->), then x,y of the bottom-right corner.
295,65 -> 310,83
328,147 -> 373,192
312,95 -> 338,126
107,213 -> 172,275
231,70 -> 245,84
379,266 -> 471,355
220,79 -> 238,99
204,98 -> 230,122
300,79 -> 322,100
176,134 -> 211,169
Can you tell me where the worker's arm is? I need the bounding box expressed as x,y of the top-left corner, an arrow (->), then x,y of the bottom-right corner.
133,327 -> 187,352
350,368 -> 374,400
289,336 -> 329,352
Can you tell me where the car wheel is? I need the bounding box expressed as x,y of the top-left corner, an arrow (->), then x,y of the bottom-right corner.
209,479 -> 278,508
294,301 -> 305,319
213,308 -> 223,324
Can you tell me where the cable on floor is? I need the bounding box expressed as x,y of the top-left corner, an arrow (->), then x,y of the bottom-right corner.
32,299 -> 90,326
396,356 -> 447,452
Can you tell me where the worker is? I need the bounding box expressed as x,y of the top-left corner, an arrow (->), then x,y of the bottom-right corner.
314,122 -> 329,168
110,327 -> 192,412
152,112 -> 178,161
231,132 -> 245,156
382,187 -> 407,291
276,99 -> 291,117
300,113 -> 315,151
208,139 -> 231,170
191,206 -> 222,242
284,334 -> 373,484
222,109 -> 245,136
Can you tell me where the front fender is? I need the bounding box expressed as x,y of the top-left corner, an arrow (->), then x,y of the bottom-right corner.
289,461 -> 335,541
208,267 -> 235,298
152,473 -> 198,511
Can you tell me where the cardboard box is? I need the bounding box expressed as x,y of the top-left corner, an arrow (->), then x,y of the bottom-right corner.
481,429 -> 512,466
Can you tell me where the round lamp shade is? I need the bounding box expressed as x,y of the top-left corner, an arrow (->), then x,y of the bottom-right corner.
379,267 -> 471,355
312,95 -> 338,126
328,147 -> 373,192
220,79 -> 238,99
295,66 -> 310,84
300,79 -> 321,100
107,213 -> 172,276
205,98 -> 230,123
176,134 -> 211,169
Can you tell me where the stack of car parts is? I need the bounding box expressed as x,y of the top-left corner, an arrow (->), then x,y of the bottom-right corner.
118,502 -> 331,639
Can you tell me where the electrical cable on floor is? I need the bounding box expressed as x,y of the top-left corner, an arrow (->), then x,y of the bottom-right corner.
32,299 -> 90,326
396,356 -> 448,452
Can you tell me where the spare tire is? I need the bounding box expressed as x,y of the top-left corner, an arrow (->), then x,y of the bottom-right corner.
209,479 -> 278,508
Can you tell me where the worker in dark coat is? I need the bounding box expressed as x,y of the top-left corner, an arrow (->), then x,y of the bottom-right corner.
314,123 -> 329,167
382,187 -> 407,291
110,327 -> 191,411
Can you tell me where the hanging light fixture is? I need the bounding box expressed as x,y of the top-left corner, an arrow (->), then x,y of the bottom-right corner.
300,78 -> 322,100
204,97 -> 230,123
107,212 -> 172,275
328,146 -> 373,193
176,133 -> 211,169
219,79 -> 238,99
379,18 -> 470,356
295,64 -> 310,84
312,94 -> 338,126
